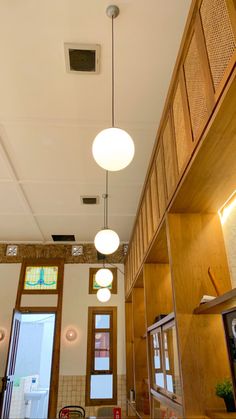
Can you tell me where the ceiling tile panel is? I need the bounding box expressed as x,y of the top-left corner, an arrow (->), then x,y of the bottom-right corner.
0,215 -> 43,242
0,183 -> 29,214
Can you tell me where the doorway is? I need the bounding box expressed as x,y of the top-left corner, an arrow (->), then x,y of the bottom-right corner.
2,312 -> 55,419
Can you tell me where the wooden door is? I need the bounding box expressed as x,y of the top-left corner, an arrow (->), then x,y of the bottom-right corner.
0,310 -> 21,419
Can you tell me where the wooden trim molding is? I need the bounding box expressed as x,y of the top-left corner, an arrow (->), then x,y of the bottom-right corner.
13,258 -> 65,418
85,306 -> 117,406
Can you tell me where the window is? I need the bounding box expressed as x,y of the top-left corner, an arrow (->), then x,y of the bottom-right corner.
89,268 -> 117,294
24,266 -> 58,290
86,307 -> 117,406
148,317 -> 182,404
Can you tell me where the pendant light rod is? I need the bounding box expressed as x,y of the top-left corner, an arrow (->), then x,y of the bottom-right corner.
103,170 -> 109,229
111,15 -> 115,127
106,5 -> 119,127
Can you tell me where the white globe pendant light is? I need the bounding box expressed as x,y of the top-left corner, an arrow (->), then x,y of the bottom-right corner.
97,287 -> 111,303
94,171 -> 120,255
92,5 -> 135,171
93,128 -> 134,171
94,228 -> 120,255
95,268 -> 113,287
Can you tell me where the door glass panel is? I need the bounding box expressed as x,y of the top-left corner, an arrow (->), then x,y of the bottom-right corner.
151,331 -> 165,389
90,374 -> 113,399
95,314 -> 110,329
164,325 -> 182,398
94,332 -> 110,370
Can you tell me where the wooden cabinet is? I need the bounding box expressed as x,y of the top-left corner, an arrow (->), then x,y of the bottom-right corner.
124,0 -> 236,299
125,0 -> 236,417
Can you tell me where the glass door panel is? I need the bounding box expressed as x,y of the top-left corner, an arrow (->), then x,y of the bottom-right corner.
150,328 -> 165,390
163,321 -> 182,400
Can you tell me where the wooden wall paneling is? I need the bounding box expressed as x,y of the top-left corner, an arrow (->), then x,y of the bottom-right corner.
146,182 -> 154,245
133,231 -> 138,279
170,69 -> 236,213
150,164 -> 160,232
226,0 -> 236,41
146,221 -> 169,264
124,260 -> 129,296
172,72 -> 193,174
125,302 -> 134,398
166,213 -> 232,416
130,245 -> 134,286
155,143 -> 167,219
134,230 -> 139,279
141,200 -> 148,255
183,17 -> 214,141
136,223 -> 141,270
132,287 -> 149,415
199,0 -> 236,96
162,113 -> 179,199
138,215 -> 144,265
143,264 -> 173,328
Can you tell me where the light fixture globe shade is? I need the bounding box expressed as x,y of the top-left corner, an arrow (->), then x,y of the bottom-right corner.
92,127 -> 135,171
95,268 -> 113,287
94,229 -> 120,255
97,287 -> 111,303
65,328 -> 77,342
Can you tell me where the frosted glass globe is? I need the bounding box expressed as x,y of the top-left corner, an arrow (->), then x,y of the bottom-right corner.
97,287 -> 111,303
65,328 -> 77,342
94,229 -> 120,255
95,268 -> 113,287
92,127 -> 135,171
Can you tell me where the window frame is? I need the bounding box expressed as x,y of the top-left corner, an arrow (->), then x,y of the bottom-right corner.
89,268 -> 117,294
17,258 -> 64,295
86,306 -> 117,406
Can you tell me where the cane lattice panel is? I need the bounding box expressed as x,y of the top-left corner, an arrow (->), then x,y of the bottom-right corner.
184,33 -> 209,139
162,115 -> 177,198
172,82 -> 191,173
200,0 -> 236,91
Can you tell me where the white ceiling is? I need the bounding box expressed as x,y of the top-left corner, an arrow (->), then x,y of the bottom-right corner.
0,0 -> 192,244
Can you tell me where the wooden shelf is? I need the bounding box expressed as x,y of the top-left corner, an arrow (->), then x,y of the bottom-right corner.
147,312 -> 175,332
206,409 -> 236,419
194,288 -> 236,314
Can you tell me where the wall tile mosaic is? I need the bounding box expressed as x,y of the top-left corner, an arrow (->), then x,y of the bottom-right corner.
57,375 -> 126,417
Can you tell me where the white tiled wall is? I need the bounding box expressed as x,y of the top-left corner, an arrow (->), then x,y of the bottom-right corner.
9,375 -> 39,419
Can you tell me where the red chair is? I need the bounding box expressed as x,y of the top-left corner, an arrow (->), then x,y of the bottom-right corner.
59,405 -> 85,418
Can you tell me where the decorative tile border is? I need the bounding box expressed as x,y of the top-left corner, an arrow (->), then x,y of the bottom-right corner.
0,244 -> 125,264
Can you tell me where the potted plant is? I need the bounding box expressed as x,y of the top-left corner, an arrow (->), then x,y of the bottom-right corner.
215,379 -> 236,412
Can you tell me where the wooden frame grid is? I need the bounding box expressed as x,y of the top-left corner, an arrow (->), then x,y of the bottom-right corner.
85,306 -> 117,406
13,258 -> 64,418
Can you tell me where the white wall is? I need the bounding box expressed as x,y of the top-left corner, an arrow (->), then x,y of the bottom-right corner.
222,205 -> 236,288
60,263 -> 126,375
0,263 -> 126,378
0,264 -> 21,376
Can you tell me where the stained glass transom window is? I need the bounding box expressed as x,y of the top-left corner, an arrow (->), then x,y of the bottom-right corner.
93,275 -> 112,290
24,266 -> 58,290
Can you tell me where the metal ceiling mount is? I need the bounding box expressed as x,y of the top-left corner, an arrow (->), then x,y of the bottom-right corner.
106,5 -> 119,19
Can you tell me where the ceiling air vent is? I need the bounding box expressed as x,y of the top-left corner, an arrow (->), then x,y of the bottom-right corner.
52,234 -> 75,242
81,196 -> 99,205
64,43 -> 100,74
